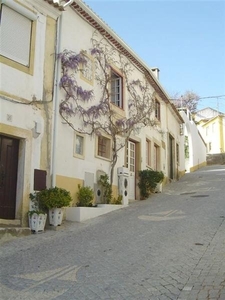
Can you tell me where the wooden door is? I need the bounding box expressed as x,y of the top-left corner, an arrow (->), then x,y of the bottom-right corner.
169,135 -> 174,179
0,135 -> 19,219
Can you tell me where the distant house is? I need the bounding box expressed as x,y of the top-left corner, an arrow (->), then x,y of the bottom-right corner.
178,108 -> 207,172
194,108 -> 225,154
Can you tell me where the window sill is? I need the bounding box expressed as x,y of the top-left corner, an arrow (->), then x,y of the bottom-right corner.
95,155 -> 111,162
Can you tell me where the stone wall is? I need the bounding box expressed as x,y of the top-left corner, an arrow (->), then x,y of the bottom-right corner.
207,153 -> 225,165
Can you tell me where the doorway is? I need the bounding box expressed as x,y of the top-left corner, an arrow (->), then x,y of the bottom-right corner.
169,135 -> 175,179
126,141 -> 135,200
0,135 -> 19,219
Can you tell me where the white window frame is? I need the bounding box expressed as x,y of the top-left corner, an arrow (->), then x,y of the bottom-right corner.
74,133 -> 85,159
80,52 -> 94,84
111,70 -> 123,108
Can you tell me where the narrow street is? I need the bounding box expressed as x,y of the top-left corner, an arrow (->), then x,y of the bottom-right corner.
0,165 -> 225,300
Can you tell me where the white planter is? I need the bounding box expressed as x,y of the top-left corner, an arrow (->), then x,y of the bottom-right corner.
49,208 -> 63,226
66,204 -> 124,222
155,182 -> 163,193
29,213 -> 47,233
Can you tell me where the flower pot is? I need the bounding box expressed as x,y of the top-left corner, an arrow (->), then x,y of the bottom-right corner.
49,208 -> 63,226
29,213 -> 47,233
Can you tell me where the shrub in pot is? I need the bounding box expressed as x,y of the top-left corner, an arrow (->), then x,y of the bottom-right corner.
98,174 -> 112,204
28,192 -> 47,233
76,184 -> 94,207
138,169 -> 164,199
38,187 -> 72,226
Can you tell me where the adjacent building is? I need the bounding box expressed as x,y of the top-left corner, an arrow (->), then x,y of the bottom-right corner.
0,0 -> 60,225
178,108 -> 207,172
195,107 -> 225,154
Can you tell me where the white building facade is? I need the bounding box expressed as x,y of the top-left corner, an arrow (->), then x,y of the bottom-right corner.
178,108 -> 207,172
0,0 -> 185,226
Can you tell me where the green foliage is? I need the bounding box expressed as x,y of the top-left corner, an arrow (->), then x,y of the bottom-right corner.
138,169 -> 164,199
110,195 -> 122,205
98,174 -> 112,204
28,192 -> 46,215
184,136 -> 189,159
38,187 -> 72,209
76,184 -> 94,207
28,210 -> 46,216
98,174 -> 123,204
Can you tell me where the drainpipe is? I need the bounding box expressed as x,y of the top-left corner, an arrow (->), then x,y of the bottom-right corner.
63,0 -> 74,9
51,1 -> 74,187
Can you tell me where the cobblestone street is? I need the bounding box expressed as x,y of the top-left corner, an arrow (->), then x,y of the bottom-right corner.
0,165 -> 225,300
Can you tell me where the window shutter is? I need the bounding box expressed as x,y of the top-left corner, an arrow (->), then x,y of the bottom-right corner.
0,5 -> 32,66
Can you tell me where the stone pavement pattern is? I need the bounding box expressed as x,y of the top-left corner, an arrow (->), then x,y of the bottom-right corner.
0,165 -> 225,300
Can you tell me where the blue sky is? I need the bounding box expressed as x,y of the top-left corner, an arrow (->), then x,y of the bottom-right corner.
84,0 -> 225,112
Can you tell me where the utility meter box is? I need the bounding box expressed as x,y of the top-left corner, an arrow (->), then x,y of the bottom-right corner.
117,167 -> 129,206
117,167 -> 129,176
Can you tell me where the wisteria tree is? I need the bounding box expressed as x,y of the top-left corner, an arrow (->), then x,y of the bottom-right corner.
172,91 -> 200,113
58,33 -> 158,184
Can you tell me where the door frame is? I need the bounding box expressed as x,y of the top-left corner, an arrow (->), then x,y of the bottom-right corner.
0,124 -> 32,225
168,134 -> 175,180
126,138 -> 141,200
0,135 -> 19,219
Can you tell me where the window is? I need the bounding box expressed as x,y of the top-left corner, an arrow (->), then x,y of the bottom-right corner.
80,53 -> 94,84
206,126 -> 209,136
209,142 -> 212,152
146,139 -> 151,166
176,143 -> 179,164
74,134 -> 85,158
155,100 -> 160,121
0,3 -> 36,72
111,70 -> 123,108
184,136 -> 189,158
153,144 -> 160,171
97,136 -> 111,159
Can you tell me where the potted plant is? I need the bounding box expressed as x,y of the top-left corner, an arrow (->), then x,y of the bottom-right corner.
76,184 -> 95,207
28,192 -> 47,233
138,169 -> 164,199
66,184 -> 123,222
38,187 -> 72,226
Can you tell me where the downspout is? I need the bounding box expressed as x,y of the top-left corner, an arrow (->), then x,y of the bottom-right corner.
63,0 -> 74,9
51,1 -> 74,187
51,15 -> 61,187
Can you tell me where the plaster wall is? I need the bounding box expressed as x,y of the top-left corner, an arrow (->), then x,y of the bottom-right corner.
54,6 -> 185,200
0,0 -> 58,224
180,110 -> 206,172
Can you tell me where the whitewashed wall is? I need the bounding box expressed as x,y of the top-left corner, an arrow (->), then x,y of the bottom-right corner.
180,110 -> 206,172
55,6 -> 185,191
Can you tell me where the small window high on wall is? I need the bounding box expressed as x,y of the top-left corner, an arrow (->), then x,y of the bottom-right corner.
0,2 -> 36,69
155,100 -> 160,121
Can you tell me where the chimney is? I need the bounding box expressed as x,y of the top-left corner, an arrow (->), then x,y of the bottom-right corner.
151,68 -> 160,80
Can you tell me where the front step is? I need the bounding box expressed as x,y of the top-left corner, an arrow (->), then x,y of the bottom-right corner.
0,218 -> 31,244
0,227 -> 31,244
